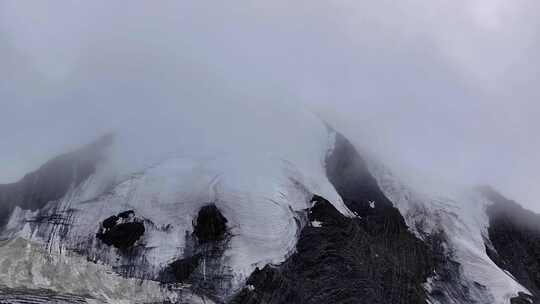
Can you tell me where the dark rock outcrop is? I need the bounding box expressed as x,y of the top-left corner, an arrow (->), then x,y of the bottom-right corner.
231,131 -> 435,304
96,210 -> 145,251
194,204 -> 228,243
480,186 -> 540,303
232,195 -> 434,304
326,132 -> 407,234
96,222 -> 145,250
102,215 -> 119,229
7,129 -> 540,304
161,204 -> 233,301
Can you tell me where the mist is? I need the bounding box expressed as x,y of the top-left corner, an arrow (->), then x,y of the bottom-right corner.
1,1 -> 539,211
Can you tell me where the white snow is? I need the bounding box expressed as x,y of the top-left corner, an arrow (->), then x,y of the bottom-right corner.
5,100 -> 529,303
367,159 -> 531,304
2,106 -> 354,295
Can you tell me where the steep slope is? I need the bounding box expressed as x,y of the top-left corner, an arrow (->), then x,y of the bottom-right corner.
231,130 -> 435,304
369,157 -> 532,303
0,134 -> 113,230
0,114 -> 352,303
1,122 -> 539,304
480,186 -> 540,303
231,193 -> 434,304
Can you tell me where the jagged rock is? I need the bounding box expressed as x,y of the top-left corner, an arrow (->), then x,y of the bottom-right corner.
231,194 -> 434,304
232,132 -> 435,304
3,129 -> 540,304
325,131 -> 407,234
309,194 -> 346,226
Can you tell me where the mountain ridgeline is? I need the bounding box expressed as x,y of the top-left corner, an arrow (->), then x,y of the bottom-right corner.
0,134 -> 113,230
0,130 -> 539,304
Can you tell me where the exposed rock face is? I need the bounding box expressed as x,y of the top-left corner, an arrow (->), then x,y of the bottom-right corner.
326,132 -> 408,233
232,194 -> 434,304
0,134 -> 113,229
231,132 -> 435,304
480,186 -> 540,303
96,222 -> 145,249
3,130 -> 540,304
423,230 -> 493,304
194,204 -> 228,243
160,204 -> 233,301
96,211 -> 145,250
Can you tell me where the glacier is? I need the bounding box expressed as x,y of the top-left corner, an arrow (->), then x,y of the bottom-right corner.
1,107 -> 538,304
368,158 -> 530,304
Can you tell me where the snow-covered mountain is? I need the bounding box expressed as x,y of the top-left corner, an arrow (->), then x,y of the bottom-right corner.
1,114 -> 539,304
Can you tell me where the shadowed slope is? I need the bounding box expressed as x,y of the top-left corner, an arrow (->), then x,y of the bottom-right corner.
0,134 -> 113,229
231,131 -> 434,304
480,186 -> 540,303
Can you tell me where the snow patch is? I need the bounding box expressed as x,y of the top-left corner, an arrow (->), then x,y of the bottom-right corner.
311,221 -> 323,228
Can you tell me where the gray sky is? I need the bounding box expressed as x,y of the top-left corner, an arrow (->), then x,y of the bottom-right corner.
1,1 -> 539,211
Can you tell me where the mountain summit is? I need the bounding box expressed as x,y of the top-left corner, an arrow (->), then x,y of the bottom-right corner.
0,124 -> 538,304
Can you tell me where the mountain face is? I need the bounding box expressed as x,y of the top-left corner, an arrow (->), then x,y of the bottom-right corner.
0,124 -> 539,304
0,134 -> 113,230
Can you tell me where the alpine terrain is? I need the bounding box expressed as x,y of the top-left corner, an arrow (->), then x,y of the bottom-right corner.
1,112 -> 539,304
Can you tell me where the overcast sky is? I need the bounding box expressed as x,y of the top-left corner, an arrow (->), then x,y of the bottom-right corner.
1,1 -> 539,211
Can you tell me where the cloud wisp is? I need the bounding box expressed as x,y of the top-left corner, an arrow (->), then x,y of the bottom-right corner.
1,1 -> 539,210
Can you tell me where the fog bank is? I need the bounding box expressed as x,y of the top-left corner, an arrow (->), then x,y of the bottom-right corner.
1,1 -> 539,211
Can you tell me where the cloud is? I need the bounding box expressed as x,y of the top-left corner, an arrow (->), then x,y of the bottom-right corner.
1,1 -> 539,211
